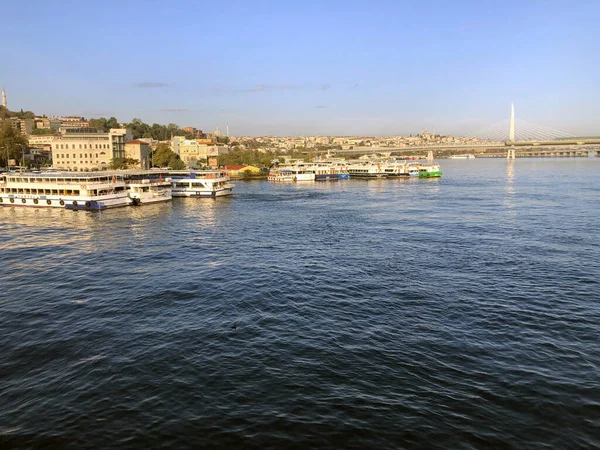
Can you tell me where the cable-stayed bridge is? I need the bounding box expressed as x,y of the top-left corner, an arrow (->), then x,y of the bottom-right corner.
470,103 -> 575,142
471,118 -> 575,142
332,104 -> 599,158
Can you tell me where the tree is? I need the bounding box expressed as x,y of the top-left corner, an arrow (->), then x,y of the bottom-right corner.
218,148 -> 279,168
0,121 -> 29,167
152,142 -> 173,167
31,128 -> 57,135
106,117 -> 119,129
168,156 -> 186,170
109,157 -> 140,169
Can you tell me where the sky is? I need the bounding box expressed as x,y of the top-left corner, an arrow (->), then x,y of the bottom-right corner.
2,0 -> 599,136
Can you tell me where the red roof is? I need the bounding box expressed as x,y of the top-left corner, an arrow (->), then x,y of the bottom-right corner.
224,165 -> 247,170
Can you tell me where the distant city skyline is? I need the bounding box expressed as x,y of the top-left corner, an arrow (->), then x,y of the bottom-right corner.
3,0 -> 599,136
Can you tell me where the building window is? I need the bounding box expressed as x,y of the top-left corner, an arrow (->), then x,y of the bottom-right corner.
79,144 -> 82,149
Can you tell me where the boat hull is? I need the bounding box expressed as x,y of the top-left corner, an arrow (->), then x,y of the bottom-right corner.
315,174 -> 338,181
347,173 -> 388,178
172,188 -> 233,197
0,194 -> 132,209
419,171 -> 442,178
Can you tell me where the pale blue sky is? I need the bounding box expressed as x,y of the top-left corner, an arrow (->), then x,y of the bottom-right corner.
3,0 -> 599,136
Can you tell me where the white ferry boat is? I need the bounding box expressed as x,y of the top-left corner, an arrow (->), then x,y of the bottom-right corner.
169,171 -> 235,197
310,163 -> 343,181
124,172 -> 172,205
0,171 -> 132,210
381,161 -> 420,177
346,163 -> 388,178
268,169 -> 296,182
269,166 -> 315,182
311,156 -> 350,179
418,163 -> 443,178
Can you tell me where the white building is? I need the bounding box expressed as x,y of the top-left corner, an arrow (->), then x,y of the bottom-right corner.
51,128 -> 132,171
178,139 -> 229,168
28,135 -> 58,149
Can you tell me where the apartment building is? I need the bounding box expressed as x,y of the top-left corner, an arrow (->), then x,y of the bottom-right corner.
178,139 -> 229,168
51,128 -> 132,171
124,140 -> 150,169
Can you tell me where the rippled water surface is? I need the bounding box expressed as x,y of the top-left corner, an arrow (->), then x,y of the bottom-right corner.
1,159 -> 600,449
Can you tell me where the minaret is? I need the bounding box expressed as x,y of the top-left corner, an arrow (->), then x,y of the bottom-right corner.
1,85 -> 6,108
509,103 -> 515,141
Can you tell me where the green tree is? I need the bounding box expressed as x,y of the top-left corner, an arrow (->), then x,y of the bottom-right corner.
106,117 -> 119,129
168,156 -> 186,170
217,148 -> 279,168
152,142 -> 173,167
109,157 -> 140,169
0,121 -> 29,167
89,117 -> 107,131
31,128 -> 57,135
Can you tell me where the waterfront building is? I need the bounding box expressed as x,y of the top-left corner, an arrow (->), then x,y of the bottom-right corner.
171,135 -> 186,155
51,128 -> 132,171
28,135 -> 59,150
124,140 -> 150,169
178,139 -> 229,168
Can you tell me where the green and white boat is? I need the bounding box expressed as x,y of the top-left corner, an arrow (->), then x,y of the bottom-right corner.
418,164 -> 442,178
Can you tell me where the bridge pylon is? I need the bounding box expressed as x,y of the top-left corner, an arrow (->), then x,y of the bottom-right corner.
507,148 -> 516,160
426,150 -> 434,161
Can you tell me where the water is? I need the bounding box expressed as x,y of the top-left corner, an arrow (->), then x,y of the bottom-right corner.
1,159 -> 599,449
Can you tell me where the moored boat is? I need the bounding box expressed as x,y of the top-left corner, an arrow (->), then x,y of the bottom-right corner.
170,170 -> 235,197
311,164 -> 341,181
418,163 -> 442,178
0,171 -> 132,209
124,172 -> 172,205
268,169 -> 297,182
346,163 -> 388,178
449,154 -> 475,159
382,161 -> 420,177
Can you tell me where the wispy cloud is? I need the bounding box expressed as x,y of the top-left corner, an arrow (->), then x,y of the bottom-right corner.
162,108 -> 190,112
242,84 -> 299,93
320,84 -> 331,91
134,82 -> 169,88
